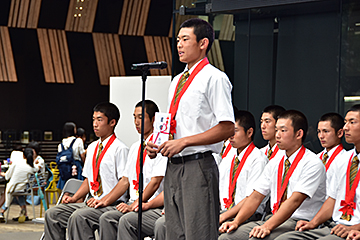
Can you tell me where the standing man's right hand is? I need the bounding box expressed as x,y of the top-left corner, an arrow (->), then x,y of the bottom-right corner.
146,142 -> 159,159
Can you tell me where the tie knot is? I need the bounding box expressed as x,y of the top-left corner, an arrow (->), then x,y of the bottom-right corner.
353,155 -> 359,165
99,143 -> 103,150
267,149 -> 273,159
285,158 -> 290,168
235,156 -> 240,164
183,71 -> 189,78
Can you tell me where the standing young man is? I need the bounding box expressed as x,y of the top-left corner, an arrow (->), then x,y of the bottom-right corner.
219,110 -> 326,240
147,18 -> 235,240
276,105 -> 360,240
44,102 -> 129,240
317,113 -> 345,189
260,105 -> 286,160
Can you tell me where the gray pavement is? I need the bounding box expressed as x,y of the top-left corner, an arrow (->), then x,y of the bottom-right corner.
0,202 -> 47,240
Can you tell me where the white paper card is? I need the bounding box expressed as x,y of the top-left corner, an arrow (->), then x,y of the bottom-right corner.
153,112 -> 171,146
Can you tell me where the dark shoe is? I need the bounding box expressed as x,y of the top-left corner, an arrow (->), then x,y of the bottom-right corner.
12,216 -> 29,221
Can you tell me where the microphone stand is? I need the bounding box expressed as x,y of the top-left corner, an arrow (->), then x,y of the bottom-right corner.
132,62 -> 167,240
137,67 -> 148,240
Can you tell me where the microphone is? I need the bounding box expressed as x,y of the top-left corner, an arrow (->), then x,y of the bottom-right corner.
131,61 -> 167,71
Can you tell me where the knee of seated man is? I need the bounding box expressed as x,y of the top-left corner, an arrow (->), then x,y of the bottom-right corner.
45,205 -> 61,219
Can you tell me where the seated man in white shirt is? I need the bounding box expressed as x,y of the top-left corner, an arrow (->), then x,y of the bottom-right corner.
276,104 -> 360,240
260,105 -> 285,160
219,110 -> 268,225
44,102 -> 129,240
219,110 -> 326,240
317,112 -> 345,190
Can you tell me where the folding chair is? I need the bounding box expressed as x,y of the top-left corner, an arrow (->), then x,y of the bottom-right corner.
39,178 -> 84,240
5,173 -> 37,223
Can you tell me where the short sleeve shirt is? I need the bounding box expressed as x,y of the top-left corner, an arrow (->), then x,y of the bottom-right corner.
168,60 -> 235,157
253,147 -> 326,221
83,134 -> 129,201
328,148 -> 360,226
219,143 -> 268,212
124,134 -> 167,202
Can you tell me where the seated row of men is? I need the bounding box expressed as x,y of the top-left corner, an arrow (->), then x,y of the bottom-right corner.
44,101 -> 360,240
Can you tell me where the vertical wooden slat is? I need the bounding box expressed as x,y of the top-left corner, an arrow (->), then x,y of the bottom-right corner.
132,0 -> 143,35
168,17 -> 173,38
93,33 -> 110,85
128,0 -> 138,35
214,40 -> 224,71
38,29 -> 55,83
92,33 -> 104,84
1,27 -> 17,81
153,36 -> 165,76
8,0 -> 16,27
138,0 -> 151,36
65,0 -> 77,31
123,0 -> 134,35
225,15 -> 234,40
12,0 -> 21,28
48,29 -> 64,83
161,37 -> 172,75
113,35 -> 125,76
103,35 -> 114,76
143,36 -> 159,75
118,0 -> 129,34
0,28 -> 7,81
57,30 -> 70,83
107,34 -> 119,76
32,0 -> 42,28
18,0 -> 30,28
17,0 -> 25,27
27,0 -> 36,28
86,0 -> 98,32
77,0 -> 89,32
102,34 -> 111,85
60,30 -> 74,84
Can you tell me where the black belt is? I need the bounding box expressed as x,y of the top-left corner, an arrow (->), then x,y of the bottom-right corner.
169,151 -> 213,164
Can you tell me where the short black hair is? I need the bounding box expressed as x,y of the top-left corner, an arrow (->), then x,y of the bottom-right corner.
27,141 -> 41,155
347,104 -> 360,114
63,122 -> 76,138
135,100 -> 159,121
263,105 -> 286,121
278,110 -> 308,143
235,110 -> 256,141
93,102 -> 120,127
76,127 -> 86,137
319,113 -> 344,133
179,18 -> 214,55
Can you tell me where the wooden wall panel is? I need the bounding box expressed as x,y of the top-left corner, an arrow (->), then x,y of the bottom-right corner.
219,14 -> 235,41
143,36 -> 172,76
65,0 -> 99,32
208,39 -> 224,72
118,0 -> 151,36
8,0 -> 42,28
92,33 -> 126,85
27,0 -> 42,28
37,29 -> 73,83
0,27 -> 17,82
